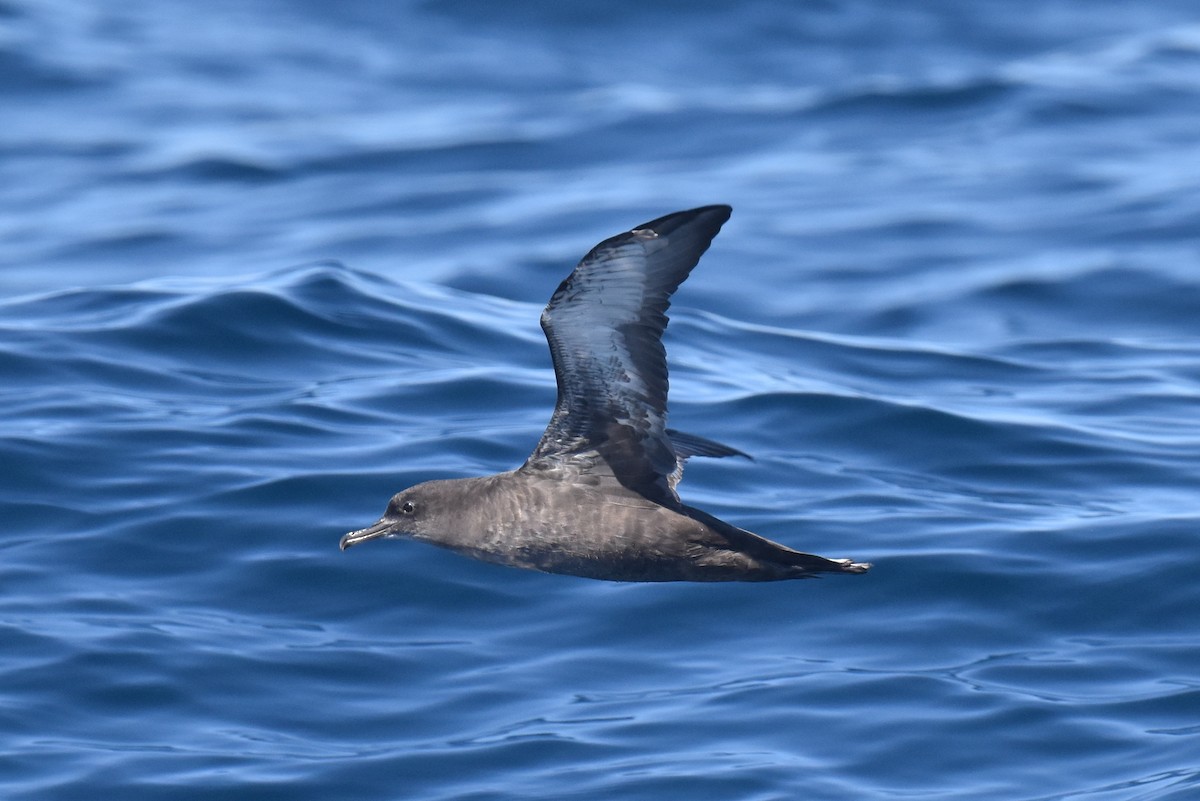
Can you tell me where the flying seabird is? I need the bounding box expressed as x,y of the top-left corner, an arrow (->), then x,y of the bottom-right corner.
340,205 -> 871,581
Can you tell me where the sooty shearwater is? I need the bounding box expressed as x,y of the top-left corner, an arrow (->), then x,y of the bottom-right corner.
340,205 -> 871,581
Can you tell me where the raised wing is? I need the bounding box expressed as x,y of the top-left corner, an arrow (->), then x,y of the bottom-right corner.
524,205 -> 732,506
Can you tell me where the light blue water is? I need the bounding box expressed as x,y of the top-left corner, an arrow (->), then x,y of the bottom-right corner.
3,2 -> 1200,799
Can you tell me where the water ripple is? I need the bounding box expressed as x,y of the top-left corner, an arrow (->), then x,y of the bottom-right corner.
5,2 -> 1200,798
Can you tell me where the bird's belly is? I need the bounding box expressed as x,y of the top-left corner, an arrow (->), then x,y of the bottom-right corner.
445,498 -> 729,582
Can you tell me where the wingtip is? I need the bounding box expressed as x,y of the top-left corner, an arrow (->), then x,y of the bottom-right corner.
634,204 -> 732,238
690,203 -> 732,219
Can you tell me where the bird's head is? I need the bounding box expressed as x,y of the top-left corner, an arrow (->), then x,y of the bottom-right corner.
340,482 -> 441,550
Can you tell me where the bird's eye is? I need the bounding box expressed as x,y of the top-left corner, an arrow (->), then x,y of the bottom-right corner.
401,501 -> 415,515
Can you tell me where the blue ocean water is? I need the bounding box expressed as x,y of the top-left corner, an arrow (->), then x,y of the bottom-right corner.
3,1 -> 1200,798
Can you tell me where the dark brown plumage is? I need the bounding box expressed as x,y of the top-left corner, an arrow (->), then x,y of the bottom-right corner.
341,206 -> 870,581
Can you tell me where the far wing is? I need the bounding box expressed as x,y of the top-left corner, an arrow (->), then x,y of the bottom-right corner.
524,205 -> 732,506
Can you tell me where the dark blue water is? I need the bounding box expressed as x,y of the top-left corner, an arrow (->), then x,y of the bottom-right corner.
4,2 -> 1200,798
